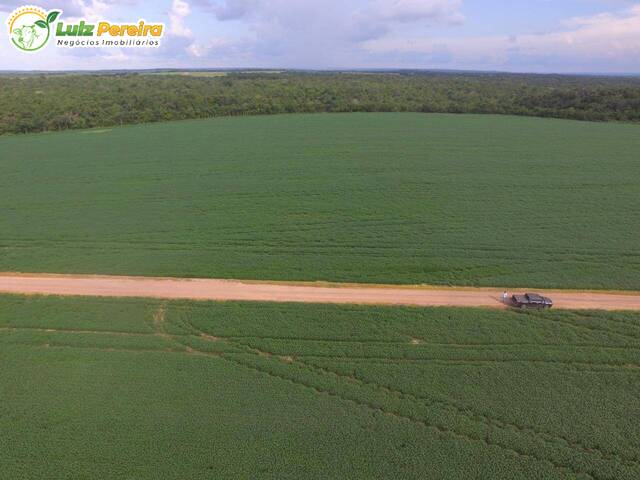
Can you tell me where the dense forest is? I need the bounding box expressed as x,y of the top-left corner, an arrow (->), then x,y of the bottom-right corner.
1,70 -> 640,135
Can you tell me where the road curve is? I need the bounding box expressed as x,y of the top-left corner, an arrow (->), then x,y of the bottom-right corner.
1,273 -> 639,311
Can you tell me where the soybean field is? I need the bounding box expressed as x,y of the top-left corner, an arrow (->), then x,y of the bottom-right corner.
1,295 -> 639,479
1,113 -> 639,289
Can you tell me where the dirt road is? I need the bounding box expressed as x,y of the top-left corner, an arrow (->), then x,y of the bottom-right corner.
1,273 -> 639,311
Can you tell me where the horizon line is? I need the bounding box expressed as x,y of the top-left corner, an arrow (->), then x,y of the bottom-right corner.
0,67 -> 639,78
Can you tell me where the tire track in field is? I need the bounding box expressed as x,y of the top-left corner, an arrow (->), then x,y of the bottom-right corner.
182,322 -> 622,479
526,311 -> 640,344
295,354 -> 640,369
2,319 -> 637,367
4,314 -> 635,476
217,351 -> 592,479
567,311 -> 640,337
223,336 -> 640,471
205,334 -> 640,350
6,326 -> 636,371
326,357 -> 640,373
4,302 -> 637,477
206,323 -> 639,470
0,326 -> 158,337
294,355 -> 640,468
583,313 -> 640,329
153,302 -> 171,340
7,342 -> 186,355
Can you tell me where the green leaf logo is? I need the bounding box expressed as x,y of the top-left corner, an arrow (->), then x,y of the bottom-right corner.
46,11 -> 61,24
35,20 -> 47,29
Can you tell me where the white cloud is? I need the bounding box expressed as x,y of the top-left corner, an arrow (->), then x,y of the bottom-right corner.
0,0 -> 125,19
519,5 -> 640,59
75,0 -> 110,22
365,0 -> 464,24
361,4 -> 640,72
2,0 -> 640,73
186,0 -> 464,66
169,0 -> 193,38
186,37 -> 230,57
204,0 -> 258,20
205,0 -> 464,25
101,50 -> 131,62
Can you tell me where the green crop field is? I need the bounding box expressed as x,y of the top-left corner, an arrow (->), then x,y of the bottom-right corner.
1,113 -> 639,289
1,294 -> 639,479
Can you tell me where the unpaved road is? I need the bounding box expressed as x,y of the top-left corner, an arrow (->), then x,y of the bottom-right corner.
1,273 -> 639,311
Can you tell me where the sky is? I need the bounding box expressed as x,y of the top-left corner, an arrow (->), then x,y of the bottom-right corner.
1,0 -> 640,73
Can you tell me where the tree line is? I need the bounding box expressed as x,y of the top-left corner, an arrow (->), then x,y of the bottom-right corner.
1,71 -> 639,135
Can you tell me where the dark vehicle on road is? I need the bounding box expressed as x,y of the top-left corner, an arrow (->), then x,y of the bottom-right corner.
511,293 -> 553,309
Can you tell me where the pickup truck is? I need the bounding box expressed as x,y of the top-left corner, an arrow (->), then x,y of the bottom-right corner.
511,293 -> 553,309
